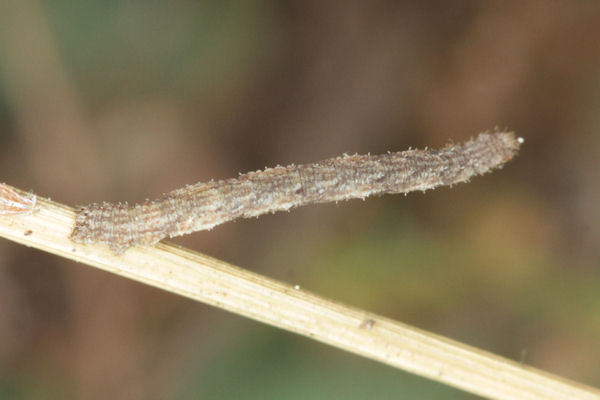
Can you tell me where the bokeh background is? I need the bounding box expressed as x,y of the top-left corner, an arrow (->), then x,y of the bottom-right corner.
0,1 -> 599,399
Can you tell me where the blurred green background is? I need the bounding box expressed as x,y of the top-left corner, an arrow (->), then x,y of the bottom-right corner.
0,1 -> 599,399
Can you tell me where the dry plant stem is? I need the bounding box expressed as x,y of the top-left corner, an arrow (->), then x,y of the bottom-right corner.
0,183 -> 36,214
71,131 -> 521,253
0,185 -> 598,400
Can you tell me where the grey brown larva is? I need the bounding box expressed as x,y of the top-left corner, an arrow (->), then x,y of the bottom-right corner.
70,131 -> 522,254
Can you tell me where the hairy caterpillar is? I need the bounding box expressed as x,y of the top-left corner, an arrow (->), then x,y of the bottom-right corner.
71,131 -> 522,254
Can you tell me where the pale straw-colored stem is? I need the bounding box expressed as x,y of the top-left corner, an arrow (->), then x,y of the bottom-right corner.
0,184 -> 598,400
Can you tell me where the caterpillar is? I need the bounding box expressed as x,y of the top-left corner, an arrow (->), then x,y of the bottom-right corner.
70,131 -> 522,254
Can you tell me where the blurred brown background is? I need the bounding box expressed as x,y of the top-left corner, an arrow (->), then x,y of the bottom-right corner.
0,1 -> 599,399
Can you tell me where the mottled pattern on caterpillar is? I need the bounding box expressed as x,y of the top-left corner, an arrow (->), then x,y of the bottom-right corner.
70,131 -> 522,254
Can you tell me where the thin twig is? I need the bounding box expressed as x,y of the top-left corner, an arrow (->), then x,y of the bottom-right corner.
0,184 -> 598,400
